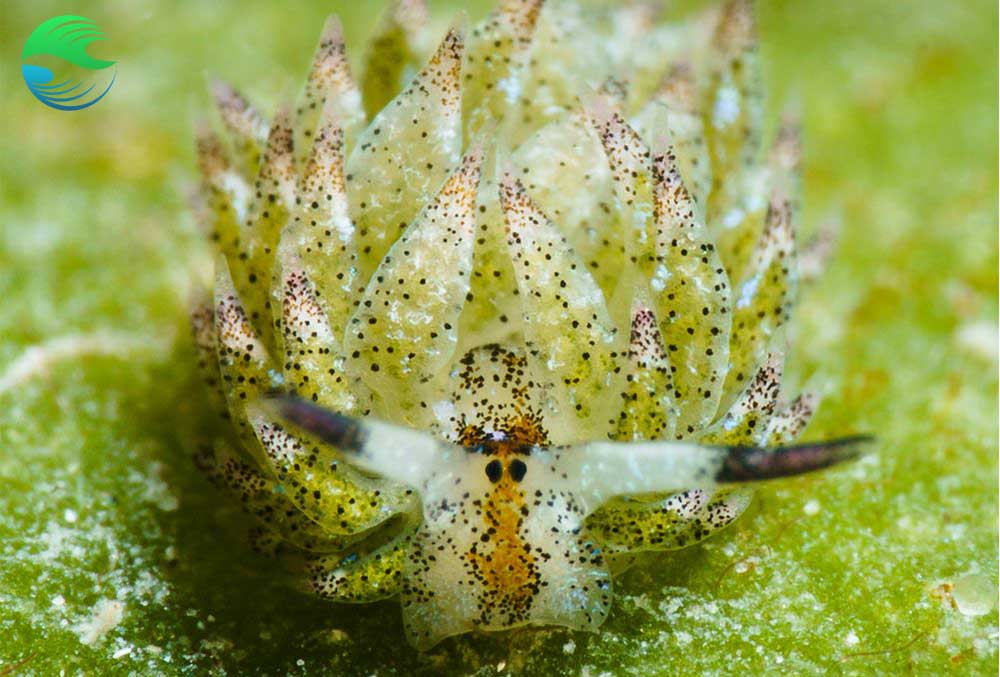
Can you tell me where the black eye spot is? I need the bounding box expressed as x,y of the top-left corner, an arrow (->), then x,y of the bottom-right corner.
509,459 -> 527,483
485,460 -> 503,483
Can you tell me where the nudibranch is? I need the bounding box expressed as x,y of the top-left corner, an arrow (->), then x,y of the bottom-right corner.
189,0 -> 869,650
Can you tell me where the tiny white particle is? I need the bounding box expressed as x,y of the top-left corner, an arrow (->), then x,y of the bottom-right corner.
955,321 -> 998,363
51,594 -> 66,607
63,509 -> 78,524
75,599 -> 125,645
736,274 -> 760,309
952,574 -> 997,616
803,500 -> 820,516
722,207 -> 744,229
713,86 -> 740,128
844,630 -> 860,647
112,647 -> 132,659
562,640 -> 576,654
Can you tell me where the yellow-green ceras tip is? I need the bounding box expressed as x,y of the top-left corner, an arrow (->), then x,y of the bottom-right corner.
189,0 -> 870,651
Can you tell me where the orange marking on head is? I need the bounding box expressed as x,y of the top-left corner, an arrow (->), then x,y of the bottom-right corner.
464,438 -> 539,624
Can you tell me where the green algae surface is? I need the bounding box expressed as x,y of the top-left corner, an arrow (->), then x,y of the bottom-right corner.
1,1 -> 997,673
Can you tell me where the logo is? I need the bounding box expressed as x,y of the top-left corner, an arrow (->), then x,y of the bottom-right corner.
22,15 -> 116,111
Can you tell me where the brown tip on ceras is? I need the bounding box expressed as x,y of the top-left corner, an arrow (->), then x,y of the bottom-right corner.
265,107 -> 294,154
581,88 -> 620,133
748,351 -> 784,414
597,77 -> 629,109
216,289 -> 257,353
459,142 -> 485,184
189,296 -> 217,351
650,147 -> 681,185
772,115 -> 802,173
798,215 -> 840,281
194,123 -> 227,180
651,145 -> 697,212
499,168 -> 531,205
627,305 -> 668,364
258,107 -> 297,207
497,171 -> 522,209
280,259 -> 327,341
308,16 -> 349,88
587,92 -> 651,187
318,14 -> 345,50
497,171 -> 540,238
418,26 -> 465,101
713,0 -> 757,57
657,62 -> 698,113
301,120 -> 345,197
208,77 -> 245,112
776,391 -> 820,439
498,0 -> 545,37
762,194 -> 794,247
436,145 -> 484,237
208,77 -> 268,142
439,26 -> 466,63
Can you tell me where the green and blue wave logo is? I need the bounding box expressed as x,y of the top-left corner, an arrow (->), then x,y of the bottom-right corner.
21,15 -> 116,111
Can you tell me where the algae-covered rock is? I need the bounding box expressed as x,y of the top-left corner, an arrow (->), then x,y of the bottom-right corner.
0,1 -> 996,674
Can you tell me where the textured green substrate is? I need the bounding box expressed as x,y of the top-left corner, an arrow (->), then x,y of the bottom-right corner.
1,1 -> 997,674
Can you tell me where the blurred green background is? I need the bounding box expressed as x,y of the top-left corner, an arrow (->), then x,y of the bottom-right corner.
1,1 -> 996,674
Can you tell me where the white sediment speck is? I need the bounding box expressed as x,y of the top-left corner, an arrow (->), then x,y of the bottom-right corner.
650,264 -> 670,292
497,76 -> 521,105
51,594 -> 66,607
112,646 -> 133,659
955,322 -> 998,363
722,207 -> 745,229
563,640 -> 576,654
63,509 -> 78,523
844,630 -> 860,647
803,500 -> 820,516
131,462 -> 178,512
76,599 -> 125,645
736,275 -> 760,309
0,331 -> 171,393
713,86 -> 740,128
951,574 -> 996,617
